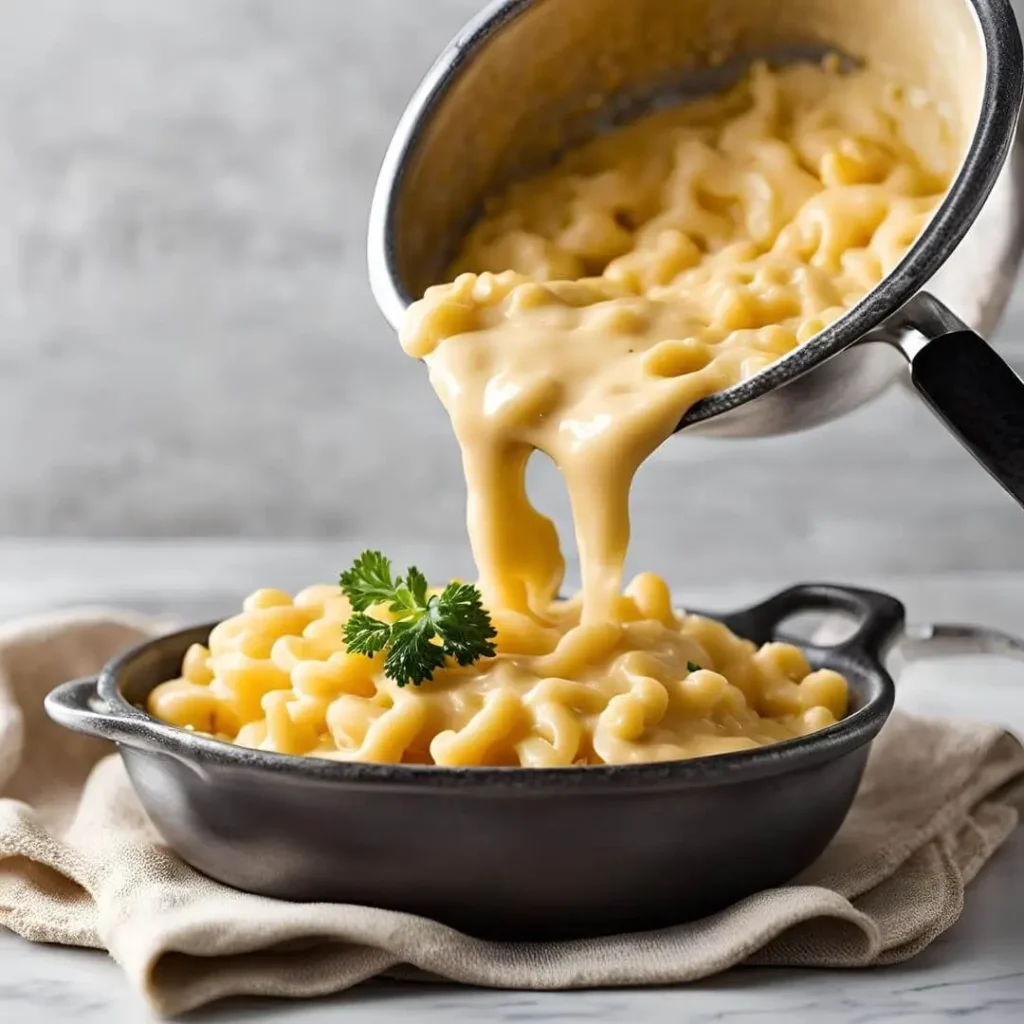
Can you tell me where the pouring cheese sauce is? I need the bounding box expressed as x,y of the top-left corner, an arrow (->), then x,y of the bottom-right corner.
404,61 -> 952,623
150,61 -> 954,765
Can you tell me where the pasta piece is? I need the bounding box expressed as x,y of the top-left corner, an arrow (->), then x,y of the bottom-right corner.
148,580 -> 852,766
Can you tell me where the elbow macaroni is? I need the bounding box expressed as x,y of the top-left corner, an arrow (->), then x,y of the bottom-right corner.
150,60 -> 947,766
148,579 -> 850,767
402,61 -> 953,625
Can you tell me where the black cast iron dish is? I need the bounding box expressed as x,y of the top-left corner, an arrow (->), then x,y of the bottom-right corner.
47,583 -> 901,940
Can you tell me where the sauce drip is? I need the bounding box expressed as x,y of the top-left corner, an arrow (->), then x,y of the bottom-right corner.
402,62 -> 953,623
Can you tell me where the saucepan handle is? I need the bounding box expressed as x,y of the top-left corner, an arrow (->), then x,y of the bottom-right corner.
887,622 -> 1024,677
895,292 -> 1024,508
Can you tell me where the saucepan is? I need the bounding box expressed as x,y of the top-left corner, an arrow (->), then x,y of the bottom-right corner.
43,583 -> 1024,938
368,0 -> 1024,505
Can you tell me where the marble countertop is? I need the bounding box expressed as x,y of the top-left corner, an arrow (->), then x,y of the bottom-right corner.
2,543 -> 1024,1022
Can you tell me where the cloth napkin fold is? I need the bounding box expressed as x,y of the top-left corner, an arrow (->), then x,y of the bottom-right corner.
1,609 -> 1023,1018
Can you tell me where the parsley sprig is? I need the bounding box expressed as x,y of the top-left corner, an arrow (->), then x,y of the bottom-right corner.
340,550 -> 498,687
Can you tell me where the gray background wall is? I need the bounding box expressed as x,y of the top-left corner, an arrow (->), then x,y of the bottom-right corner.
3,0 -> 1024,586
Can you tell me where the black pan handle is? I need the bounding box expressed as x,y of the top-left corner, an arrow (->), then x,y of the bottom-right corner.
45,676 -> 126,741
717,583 -> 906,665
895,293 -> 1024,508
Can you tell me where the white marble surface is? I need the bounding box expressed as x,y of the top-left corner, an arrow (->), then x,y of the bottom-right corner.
2,545 -> 1024,1022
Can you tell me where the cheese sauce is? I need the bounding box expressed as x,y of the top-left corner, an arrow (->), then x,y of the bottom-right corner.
149,61 -> 954,765
403,61 -> 952,623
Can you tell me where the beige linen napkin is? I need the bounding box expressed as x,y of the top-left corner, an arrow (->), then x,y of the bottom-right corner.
2,610 -> 1023,1018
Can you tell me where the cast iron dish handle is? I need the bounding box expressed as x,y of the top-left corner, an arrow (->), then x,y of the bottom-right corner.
890,292 -> 1024,508
46,675 -> 146,743
720,583 -> 906,665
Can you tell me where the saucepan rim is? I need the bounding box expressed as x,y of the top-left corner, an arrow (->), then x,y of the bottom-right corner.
366,0 -> 1023,429
47,582 -> 901,790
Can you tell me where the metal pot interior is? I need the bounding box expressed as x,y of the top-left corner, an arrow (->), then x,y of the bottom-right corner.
382,0 -> 987,305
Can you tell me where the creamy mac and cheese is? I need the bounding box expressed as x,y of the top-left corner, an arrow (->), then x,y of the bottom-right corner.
149,578 -> 848,765
150,61 -> 953,765
403,61 -> 953,623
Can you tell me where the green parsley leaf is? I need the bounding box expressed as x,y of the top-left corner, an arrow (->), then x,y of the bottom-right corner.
339,550 -> 498,686
339,550 -> 397,611
384,618 -> 448,687
431,581 -> 498,666
687,660 -> 702,673
391,565 -> 430,615
343,613 -> 392,657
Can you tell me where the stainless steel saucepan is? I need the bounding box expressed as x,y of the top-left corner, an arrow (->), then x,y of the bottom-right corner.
368,0 -> 1024,506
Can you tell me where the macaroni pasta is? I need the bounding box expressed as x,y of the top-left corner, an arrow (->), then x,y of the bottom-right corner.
148,579 -> 849,766
150,60 -> 952,765
402,61 -> 953,623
